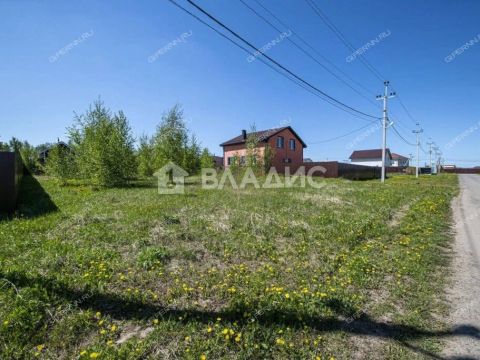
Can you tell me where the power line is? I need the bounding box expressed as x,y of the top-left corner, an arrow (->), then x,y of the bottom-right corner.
391,125 -> 416,146
249,0 -> 379,100
308,120 -> 380,144
304,0 -> 385,82
238,0 -> 379,109
303,0 -> 441,156
179,0 -> 380,120
165,0 -> 370,121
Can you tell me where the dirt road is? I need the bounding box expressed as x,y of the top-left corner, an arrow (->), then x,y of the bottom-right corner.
443,174 -> 480,359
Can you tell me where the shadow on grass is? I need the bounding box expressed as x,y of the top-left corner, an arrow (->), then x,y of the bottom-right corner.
2,270 -> 479,359
0,176 -> 57,220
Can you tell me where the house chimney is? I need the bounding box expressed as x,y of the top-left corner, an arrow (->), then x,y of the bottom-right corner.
242,129 -> 247,140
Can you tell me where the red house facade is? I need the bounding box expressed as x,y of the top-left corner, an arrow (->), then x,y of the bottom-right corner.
220,127 -> 306,173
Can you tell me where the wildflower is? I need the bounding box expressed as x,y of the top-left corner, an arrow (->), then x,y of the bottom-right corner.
222,328 -> 229,335
95,312 -> 101,319
276,338 -> 285,346
36,344 -> 45,352
207,327 -> 213,333
200,355 -> 207,360
110,325 -> 117,332
98,320 -> 104,326
107,340 -> 113,346
2,320 -> 9,326
80,350 -> 87,356
89,353 -> 100,359
153,319 -> 159,325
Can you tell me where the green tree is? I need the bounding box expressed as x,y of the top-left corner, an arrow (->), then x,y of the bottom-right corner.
45,143 -> 76,185
69,100 -> 137,187
151,104 -> 201,174
137,134 -> 155,177
152,105 -> 188,170
263,144 -> 276,174
184,135 -> 201,174
200,148 -> 214,168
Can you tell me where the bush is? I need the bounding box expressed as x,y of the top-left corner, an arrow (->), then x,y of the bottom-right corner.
45,144 -> 76,185
68,100 -> 137,187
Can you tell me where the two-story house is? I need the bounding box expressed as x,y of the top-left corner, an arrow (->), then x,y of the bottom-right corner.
220,126 -> 307,172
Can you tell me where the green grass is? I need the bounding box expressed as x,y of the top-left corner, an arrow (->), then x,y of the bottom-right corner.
0,174 -> 458,359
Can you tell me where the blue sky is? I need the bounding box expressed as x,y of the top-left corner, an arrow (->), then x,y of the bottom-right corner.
1,0 -> 479,166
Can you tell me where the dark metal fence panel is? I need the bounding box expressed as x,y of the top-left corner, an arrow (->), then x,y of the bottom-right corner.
337,162 -> 381,180
442,167 -> 480,174
0,152 -> 23,213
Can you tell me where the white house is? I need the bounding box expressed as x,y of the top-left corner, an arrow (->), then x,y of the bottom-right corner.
391,153 -> 410,167
349,148 -> 393,167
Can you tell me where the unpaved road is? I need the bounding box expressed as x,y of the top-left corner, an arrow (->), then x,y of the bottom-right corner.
443,174 -> 480,359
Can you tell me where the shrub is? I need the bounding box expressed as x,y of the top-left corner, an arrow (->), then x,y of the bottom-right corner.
45,143 -> 76,185
68,100 -> 137,187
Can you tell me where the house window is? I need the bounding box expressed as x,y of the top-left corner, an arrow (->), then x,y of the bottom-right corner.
289,139 -> 296,150
227,157 -> 235,165
276,136 -> 284,148
240,156 -> 246,165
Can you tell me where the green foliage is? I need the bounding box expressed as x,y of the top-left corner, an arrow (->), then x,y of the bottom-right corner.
4,138 -> 42,174
151,104 -> 202,174
183,134 -> 201,174
152,105 -> 189,170
263,143 -> 276,174
200,148 -> 214,168
0,141 -> 10,151
245,124 -> 263,174
45,143 -> 76,185
136,134 -> 155,177
69,100 -> 137,187
137,246 -> 171,269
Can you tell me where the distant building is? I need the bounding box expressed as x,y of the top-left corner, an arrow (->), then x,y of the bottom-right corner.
212,155 -> 223,168
349,148 -> 393,167
38,141 -> 70,165
391,153 -> 409,167
220,126 -> 307,172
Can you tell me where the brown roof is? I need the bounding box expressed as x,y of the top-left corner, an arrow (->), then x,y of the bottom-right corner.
349,148 -> 392,160
220,126 -> 307,148
391,153 -> 408,160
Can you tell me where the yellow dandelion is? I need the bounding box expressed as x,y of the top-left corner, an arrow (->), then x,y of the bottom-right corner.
89,353 -> 100,359
200,355 -> 207,360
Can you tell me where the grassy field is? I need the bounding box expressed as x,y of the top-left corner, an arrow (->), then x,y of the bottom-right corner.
0,174 -> 458,359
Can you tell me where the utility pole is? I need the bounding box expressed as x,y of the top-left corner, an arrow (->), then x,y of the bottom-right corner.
376,80 -> 395,183
427,141 -> 434,174
434,147 -> 441,174
412,124 -> 423,178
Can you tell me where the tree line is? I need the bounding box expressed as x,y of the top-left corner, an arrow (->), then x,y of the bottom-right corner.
0,101 -> 215,187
